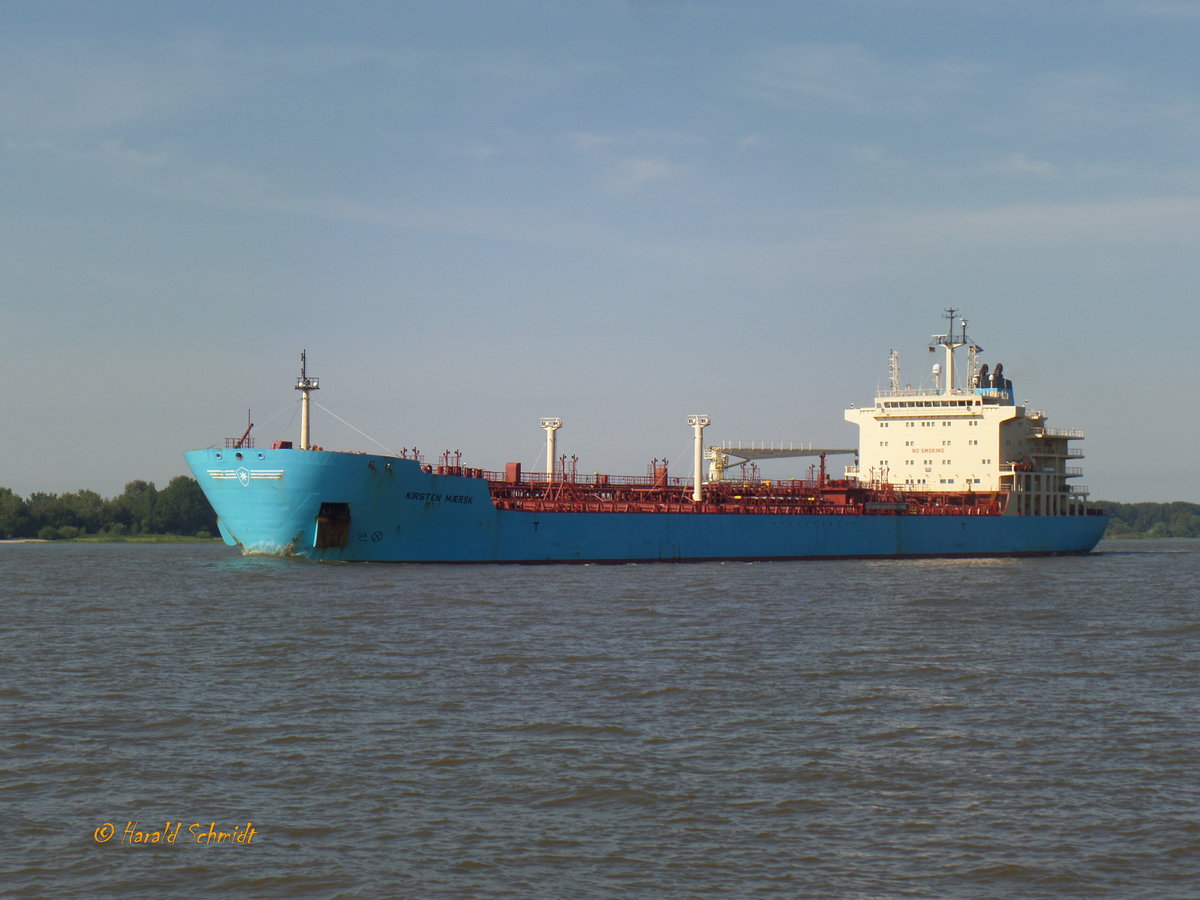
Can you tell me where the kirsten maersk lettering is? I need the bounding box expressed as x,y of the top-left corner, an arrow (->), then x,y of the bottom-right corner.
405,491 -> 473,504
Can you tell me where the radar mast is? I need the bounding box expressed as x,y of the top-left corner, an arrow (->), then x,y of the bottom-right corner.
930,308 -> 971,394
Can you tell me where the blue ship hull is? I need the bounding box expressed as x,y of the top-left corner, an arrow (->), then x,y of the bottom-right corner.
184,448 -> 1109,563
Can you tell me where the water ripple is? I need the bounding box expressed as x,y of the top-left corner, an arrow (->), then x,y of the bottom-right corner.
2,539 -> 1197,898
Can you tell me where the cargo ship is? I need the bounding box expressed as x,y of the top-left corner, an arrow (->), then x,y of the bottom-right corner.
184,311 -> 1108,562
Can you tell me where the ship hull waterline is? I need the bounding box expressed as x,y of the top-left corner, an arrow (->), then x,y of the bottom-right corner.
185,449 -> 1109,564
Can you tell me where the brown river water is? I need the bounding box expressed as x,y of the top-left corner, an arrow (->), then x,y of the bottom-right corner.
3,539 -> 1197,898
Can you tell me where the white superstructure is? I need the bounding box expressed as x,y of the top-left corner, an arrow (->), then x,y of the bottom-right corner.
845,310 -> 1092,517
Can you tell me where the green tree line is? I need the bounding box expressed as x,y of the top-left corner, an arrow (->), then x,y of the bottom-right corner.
0,477 -> 217,540
1100,500 -> 1200,539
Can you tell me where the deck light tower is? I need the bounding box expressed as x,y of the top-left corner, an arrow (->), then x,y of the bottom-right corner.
295,350 -> 320,450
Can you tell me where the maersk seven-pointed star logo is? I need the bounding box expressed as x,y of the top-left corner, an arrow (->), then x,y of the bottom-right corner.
206,467 -> 284,483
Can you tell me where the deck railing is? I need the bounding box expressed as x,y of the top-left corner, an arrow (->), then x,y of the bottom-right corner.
1033,427 -> 1085,439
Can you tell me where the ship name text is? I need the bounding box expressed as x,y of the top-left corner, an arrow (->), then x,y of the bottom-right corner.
405,491 -> 474,505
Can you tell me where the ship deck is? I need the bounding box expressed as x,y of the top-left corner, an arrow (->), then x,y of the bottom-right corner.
449,466 -> 1009,516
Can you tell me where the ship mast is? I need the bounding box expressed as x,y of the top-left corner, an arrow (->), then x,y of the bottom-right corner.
540,417 -> 562,477
931,308 -> 969,395
688,415 -> 711,502
295,350 -> 320,450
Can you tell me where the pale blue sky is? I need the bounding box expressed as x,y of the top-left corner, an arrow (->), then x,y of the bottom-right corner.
3,0 -> 1198,502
